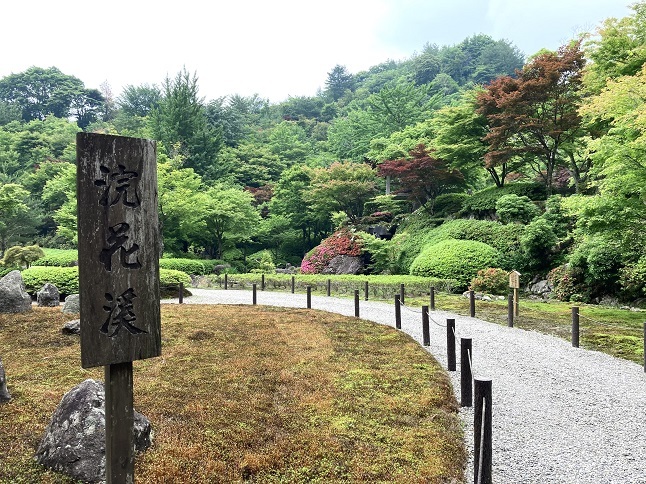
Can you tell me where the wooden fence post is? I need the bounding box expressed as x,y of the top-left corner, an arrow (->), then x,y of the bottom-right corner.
395,295 -> 401,330
446,319 -> 456,371
224,273 -> 228,290
261,274 -> 265,291
460,338 -> 472,407
400,283 -> 405,306
327,279 -> 331,297
178,282 -> 183,304
507,292 -> 514,327
291,275 -> 295,294
572,306 -> 580,348
354,290 -> 360,317
430,286 -> 435,311
307,286 -> 311,309
469,290 -> 476,317
364,281 -> 369,301
252,284 -> 257,305
422,306 -> 430,346
474,378 -> 493,484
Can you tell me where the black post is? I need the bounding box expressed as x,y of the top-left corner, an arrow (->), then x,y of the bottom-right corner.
422,305 -> 430,346
224,273 -> 228,290
400,283 -> 405,306
460,338 -> 473,407
507,292 -> 514,327
105,362 -> 134,483
307,286 -> 311,309
474,378 -> 493,484
572,306 -> 580,348
354,290 -> 360,317
469,290 -> 476,317
364,280 -> 369,301
447,318 -> 456,371
327,279 -> 331,297
261,274 -> 265,291
178,282 -> 183,304
395,295 -> 401,330
252,284 -> 257,305
291,275 -> 295,294
430,286 -> 435,311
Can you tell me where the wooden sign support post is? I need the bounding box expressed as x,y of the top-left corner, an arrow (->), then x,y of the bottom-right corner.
509,270 -> 521,319
77,133 -> 161,484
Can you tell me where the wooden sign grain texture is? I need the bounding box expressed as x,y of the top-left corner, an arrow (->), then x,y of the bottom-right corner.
77,133 -> 161,368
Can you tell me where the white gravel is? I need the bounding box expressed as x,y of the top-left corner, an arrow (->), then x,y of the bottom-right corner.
164,288 -> 646,483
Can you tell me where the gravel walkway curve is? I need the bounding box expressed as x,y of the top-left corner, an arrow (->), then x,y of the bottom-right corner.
163,288 -> 646,483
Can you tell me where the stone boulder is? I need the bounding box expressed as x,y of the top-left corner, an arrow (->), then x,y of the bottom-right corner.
322,255 -> 364,275
0,358 -> 10,402
0,270 -> 32,313
37,283 -> 60,307
61,294 -> 80,314
528,279 -> 552,298
62,319 -> 80,335
35,379 -> 153,483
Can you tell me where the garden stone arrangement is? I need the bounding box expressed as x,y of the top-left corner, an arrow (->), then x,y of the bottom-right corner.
0,270 -> 32,314
165,288 -> 646,483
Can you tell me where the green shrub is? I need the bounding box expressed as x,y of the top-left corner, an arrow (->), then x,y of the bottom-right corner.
33,248 -> 79,267
159,258 -> 215,275
301,229 -> 363,274
495,194 -> 539,224
469,268 -> 510,295
518,218 -> 558,273
433,193 -> 469,217
568,237 -> 623,299
248,250 -> 276,274
3,245 -> 46,268
619,257 -> 646,301
461,182 -> 546,218
22,266 -> 79,296
21,266 -> 190,298
547,265 -> 580,302
159,269 -> 192,297
410,239 -> 502,290
363,195 -> 411,217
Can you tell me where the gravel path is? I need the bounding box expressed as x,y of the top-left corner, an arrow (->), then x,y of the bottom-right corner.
163,288 -> 646,483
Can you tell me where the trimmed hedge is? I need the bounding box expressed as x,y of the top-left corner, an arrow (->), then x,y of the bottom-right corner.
33,249 -> 78,267
21,266 -> 190,297
410,239 -> 502,291
159,258 -> 221,275
225,273 -> 460,296
461,182 -> 546,218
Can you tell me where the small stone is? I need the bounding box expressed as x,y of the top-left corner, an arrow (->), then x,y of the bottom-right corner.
62,319 -> 80,335
61,294 -> 80,314
37,283 -> 60,307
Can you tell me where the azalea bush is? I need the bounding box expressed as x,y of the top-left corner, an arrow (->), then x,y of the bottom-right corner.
469,268 -> 510,295
300,229 -> 363,274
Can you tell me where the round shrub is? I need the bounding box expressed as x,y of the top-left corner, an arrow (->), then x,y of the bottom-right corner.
22,266 -> 79,296
619,257 -> 646,301
301,229 -> 363,274
409,239 -> 502,290
495,194 -> 539,224
33,248 -> 78,267
433,193 -> 469,217
547,265 -> 580,302
159,269 -> 192,298
469,268 -> 510,295
159,258 -> 214,275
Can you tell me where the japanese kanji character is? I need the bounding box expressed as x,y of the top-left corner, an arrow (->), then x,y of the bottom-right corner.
94,164 -> 140,208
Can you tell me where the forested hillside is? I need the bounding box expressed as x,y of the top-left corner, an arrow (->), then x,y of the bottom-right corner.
1,3 -> 645,304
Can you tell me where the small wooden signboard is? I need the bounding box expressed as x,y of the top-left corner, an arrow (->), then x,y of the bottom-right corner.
509,270 -> 521,317
77,133 -> 161,368
76,133 -> 161,483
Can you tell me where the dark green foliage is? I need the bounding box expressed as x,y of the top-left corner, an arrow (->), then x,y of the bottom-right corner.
461,183 -> 546,218
21,266 -> 79,296
619,257 -> 646,301
469,268 -> 510,295
568,237 -> 624,300
518,218 -> 558,273
547,265 -> 580,302
33,248 -> 78,267
432,193 -> 469,217
409,239 -> 502,290
159,258 -> 219,275
495,194 -> 539,224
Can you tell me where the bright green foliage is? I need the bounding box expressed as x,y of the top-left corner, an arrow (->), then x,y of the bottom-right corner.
619,256 -> 646,300
159,268 -> 192,287
32,248 -> 78,267
363,195 -> 411,218
469,268 -> 510,295
461,183 -> 546,218
547,265 -> 579,302
568,236 -> 624,299
21,266 -> 79,295
518,218 -> 558,273
248,250 -> 276,274
410,239 -> 502,290
305,162 -> 378,223
432,193 -> 469,218
159,258 -> 215,275
495,194 -> 539,224
266,121 -> 310,163
222,143 -> 285,188
0,183 -> 32,253
2,245 -> 44,268
356,231 -> 397,274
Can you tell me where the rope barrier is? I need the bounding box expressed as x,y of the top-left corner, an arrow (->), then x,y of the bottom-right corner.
577,313 -> 637,332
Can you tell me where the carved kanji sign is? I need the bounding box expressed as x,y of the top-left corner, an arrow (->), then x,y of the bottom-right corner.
77,133 -> 161,368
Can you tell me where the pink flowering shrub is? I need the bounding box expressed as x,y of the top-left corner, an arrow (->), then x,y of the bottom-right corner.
300,229 -> 363,274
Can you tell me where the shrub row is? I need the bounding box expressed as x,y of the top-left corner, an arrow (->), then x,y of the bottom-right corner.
159,258 -> 223,275
224,273 -> 460,296
21,266 -> 191,297
33,249 -> 78,267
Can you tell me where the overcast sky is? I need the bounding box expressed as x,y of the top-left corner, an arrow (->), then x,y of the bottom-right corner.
0,0 -> 634,104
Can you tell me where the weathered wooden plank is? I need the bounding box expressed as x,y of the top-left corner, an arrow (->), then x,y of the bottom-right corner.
77,133 -> 161,368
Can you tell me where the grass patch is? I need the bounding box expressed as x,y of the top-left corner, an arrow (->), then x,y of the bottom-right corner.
0,305 -> 465,483
406,293 -> 645,365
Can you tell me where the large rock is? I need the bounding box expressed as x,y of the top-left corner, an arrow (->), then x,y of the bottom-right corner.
0,358 -> 10,402
62,319 -> 80,335
35,379 -> 153,483
322,255 -> 364,275
0,270 -> 32,313
61,294 -> 80,314
37,283 -> 60,307
528,279 -> 552,297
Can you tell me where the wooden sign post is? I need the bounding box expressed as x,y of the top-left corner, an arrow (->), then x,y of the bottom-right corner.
509,270 -> 521,318
77,133 -> 161,483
